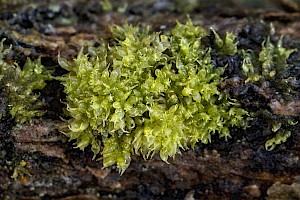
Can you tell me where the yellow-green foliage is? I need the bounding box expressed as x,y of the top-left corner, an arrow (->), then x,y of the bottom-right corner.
242,36 -> 296,82
0,39 -> 52,124
241,37 -> 297,151
60,19 -> 249,173
211,28 -> 238,55
265,128 -> 291,151
264,118 -> 297,151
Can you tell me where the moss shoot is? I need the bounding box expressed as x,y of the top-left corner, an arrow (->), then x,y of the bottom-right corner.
0,39 -> 53,124
59,19 -> 250,173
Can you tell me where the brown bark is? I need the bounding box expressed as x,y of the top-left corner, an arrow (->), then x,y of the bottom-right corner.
0,1 -> 299,199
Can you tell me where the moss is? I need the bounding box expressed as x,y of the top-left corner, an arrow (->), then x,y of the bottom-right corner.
11,160 -> 31,181
211,28 -> 238,55
0,39 -> 53,124
99,0 -> 113,11
240,36 -> 297,151
0,16 -> 295,173
60,19 -> 249,173
242,36 -> 296,83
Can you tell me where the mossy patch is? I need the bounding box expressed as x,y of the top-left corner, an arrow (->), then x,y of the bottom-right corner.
0,39 -> 53,124
59,19 -> 249,173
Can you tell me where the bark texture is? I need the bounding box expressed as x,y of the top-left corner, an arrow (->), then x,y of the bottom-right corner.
0,0 -> 299,199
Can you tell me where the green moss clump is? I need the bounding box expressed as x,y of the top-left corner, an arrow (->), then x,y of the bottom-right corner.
60,19 -> 249,173
242,36 -> 296,83
211,28 -> 238,55
0,39 -> 52,124
241,36 -> 297,151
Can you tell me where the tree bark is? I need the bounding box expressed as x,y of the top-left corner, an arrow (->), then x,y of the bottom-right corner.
0,1 -> 299,199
